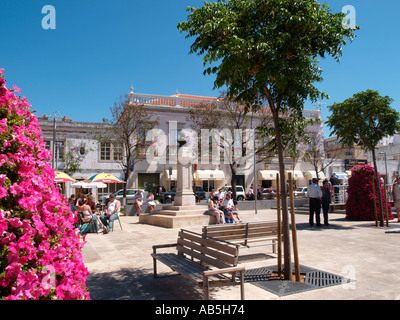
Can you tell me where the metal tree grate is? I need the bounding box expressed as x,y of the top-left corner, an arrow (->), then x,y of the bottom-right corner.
304,271 -> 347,287
237,267 -> 273,282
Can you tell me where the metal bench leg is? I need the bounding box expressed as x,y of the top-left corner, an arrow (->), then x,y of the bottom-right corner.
153,257 -> 158,278
203,275 -> 210,300
239,270 -> 245,300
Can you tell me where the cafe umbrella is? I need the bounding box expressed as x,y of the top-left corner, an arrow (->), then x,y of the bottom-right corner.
83,173 -> 125,184
54,171 -> 75,183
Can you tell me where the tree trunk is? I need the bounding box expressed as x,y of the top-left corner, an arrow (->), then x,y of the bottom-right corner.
372,149 -> 384,226
230,164 -> 237,200
267,100 -> 292,280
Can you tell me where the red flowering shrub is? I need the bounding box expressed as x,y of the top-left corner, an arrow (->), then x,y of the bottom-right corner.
346,164 -> 394,221
0,69 -> 90,299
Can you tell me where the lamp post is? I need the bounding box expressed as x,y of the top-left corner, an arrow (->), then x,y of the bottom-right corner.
39,111 -> 70,169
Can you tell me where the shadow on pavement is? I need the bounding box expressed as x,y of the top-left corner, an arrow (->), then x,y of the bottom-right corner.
86,267 -> 204,300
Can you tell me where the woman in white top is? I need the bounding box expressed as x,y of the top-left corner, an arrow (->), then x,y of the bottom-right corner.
147,191 -> 156,211
76,202 -> 99,232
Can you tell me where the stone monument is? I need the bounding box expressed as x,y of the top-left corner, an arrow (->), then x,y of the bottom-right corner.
139,130 -> 215,228
173,137 -> 196,206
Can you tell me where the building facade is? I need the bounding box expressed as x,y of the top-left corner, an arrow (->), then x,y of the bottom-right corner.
39,90 -> 324,199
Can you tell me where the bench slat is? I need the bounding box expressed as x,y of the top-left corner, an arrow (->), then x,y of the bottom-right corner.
178,230 -> 239,256
177,238 -> 238,266
178,245 -> 233,269
202,221 -> 282,249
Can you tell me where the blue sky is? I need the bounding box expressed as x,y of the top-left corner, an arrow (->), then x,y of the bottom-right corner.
0,0 -> 399,138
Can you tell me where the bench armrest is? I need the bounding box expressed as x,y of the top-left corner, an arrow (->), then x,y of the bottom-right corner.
152,243 -> 177,254
203,266 -> 245,277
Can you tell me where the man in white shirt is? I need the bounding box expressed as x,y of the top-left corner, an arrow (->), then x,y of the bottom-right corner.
307,178 -> 322,227
100,194 -> 121,234
222,193 -> 242,223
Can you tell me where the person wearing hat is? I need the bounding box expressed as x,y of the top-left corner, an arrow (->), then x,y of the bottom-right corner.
307,177 -> 322,226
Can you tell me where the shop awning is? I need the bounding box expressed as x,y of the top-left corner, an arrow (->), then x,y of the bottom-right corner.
165,169 -> 177,180
194,170 -> 225,180
306,171 -> 326,180
334,172 -> 348,179
258,170 -> 280,180
285,170 -> 304,180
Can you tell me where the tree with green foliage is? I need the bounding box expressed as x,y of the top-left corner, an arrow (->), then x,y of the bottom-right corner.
178,0 -> 357,280
327,89 -> 400,226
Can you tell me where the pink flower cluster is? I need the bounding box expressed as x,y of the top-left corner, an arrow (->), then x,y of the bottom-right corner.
346,164 -> 394,221
0,68 -> 90,300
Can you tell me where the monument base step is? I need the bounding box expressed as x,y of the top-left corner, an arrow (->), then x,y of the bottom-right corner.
139,212 -> 217,228
152,207 -> 208,216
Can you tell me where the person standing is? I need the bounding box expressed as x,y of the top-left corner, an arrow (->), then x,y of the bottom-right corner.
392,175 -> 400,222
321,179 -> 331,226
307,178 -> 322,227
330,173 -> 340,202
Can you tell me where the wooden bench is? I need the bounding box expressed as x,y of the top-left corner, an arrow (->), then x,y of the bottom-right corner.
151,229 -> 245,300
202,220 -> 282,253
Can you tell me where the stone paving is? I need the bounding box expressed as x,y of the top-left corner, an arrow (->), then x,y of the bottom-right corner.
82,208 -> 400,300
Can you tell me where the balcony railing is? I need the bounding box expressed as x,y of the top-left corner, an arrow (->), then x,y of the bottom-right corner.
129,93 -> 320,119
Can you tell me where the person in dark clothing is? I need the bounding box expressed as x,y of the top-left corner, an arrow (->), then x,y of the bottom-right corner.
330,174 -> 340,202
321,179 -> 331,225
307,178 -> 322,226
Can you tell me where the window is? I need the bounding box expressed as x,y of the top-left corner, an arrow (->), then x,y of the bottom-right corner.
100,142 -> 124,162
100,142 -> 111,161
55,141 -> 65,160
44,140 -> 51,150
113,143 -> 123,161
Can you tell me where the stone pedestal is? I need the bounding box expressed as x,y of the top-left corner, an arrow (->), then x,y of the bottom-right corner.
139,145 -> 212,228
174,159 -> 196,206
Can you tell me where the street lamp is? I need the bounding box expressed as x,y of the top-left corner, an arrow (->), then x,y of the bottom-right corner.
378,151 -> 388,186
39,111 -> 70,169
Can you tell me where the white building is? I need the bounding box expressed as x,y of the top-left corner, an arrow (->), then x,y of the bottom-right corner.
367,133 -> 400,185
38,91 -> 324,199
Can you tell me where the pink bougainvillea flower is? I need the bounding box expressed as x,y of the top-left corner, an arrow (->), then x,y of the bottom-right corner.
12,85 -> 21,93
0,68 -> 90,300
346,164 -> 394,221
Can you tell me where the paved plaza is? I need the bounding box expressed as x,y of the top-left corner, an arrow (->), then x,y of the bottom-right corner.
82,207 -> 400,300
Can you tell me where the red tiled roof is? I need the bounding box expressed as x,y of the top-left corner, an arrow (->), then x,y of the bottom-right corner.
171,93 -> 220,101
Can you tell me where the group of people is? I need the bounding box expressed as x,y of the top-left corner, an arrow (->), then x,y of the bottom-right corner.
307,178 -> 332,227
207,189 -> 243,224
68,193 -> 121,234
133,190 -> 156,216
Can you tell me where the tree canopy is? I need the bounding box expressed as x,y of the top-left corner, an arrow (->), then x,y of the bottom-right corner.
178,0 -> 357,110
327,89 -> 400,151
